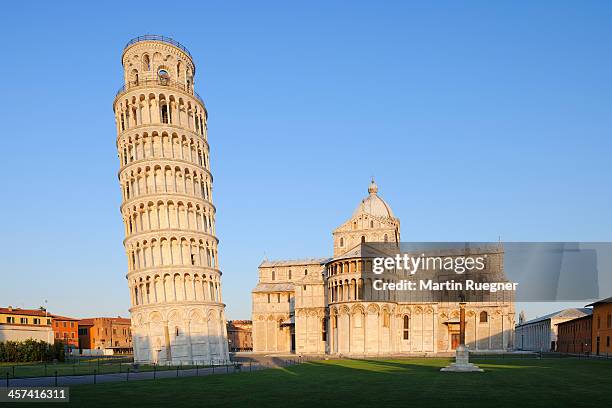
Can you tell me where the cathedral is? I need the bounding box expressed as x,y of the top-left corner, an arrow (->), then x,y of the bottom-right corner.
252,180 -> 515,355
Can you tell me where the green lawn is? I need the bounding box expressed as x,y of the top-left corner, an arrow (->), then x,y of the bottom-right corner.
18,358 -> 612,407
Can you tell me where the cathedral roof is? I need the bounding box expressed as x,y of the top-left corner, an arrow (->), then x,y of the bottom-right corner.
259,258 -> 329,267
352,179 -> 395,219
251,283 -> 295,293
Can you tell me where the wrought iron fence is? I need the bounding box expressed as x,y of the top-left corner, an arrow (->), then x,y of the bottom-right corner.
124,35 -> 192,59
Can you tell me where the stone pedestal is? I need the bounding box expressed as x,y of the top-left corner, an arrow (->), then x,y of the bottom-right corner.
440,345 -> 484,372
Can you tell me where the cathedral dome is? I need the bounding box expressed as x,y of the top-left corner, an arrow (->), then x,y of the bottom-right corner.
352,179 -> 395,219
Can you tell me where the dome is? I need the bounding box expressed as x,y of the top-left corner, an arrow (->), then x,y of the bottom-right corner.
352,179 -> 395,218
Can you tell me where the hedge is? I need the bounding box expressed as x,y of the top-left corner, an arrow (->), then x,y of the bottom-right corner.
0,339 -> 65,362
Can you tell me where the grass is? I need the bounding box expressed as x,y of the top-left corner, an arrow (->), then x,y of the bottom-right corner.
15,357 -> 612,407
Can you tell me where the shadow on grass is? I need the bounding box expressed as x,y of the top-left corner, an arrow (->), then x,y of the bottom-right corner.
54,358 -> 612,408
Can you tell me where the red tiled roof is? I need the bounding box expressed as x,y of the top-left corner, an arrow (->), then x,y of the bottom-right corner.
0,307 -> 50,317
51,315 -> 79,321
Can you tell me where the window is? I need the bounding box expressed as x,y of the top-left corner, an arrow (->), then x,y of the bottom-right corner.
33,318 -> 40,325
370,220 -> 374,228
47,319 -> 51,325
384,234 -> 388,242
361,236 -> 366,243
403,315 -> 410,340
267,294 -> 270,303
175,327 -> 179,337
158,69 -> 169,81
191,254 -> 196,265
143,55 -> 150,71
288,270 -> 292,280
70,322 -> 74,328
277,294 -> 280,303
322,318 -> 327,342
339,237 -> 344,247
271,271 -> 275,281
63,322 -> 67,328
160,103 -> 169,124
20,318 -> 27,324
304,269 -> 308,276
608,313 -> 611,328
113,329 -> 117,335
607,336 -> 610,347
383,311 -> 390,328
598,315 -> 601,329
480,311 -> 488,323
6,317 -> 14,324
287,294 -> 291,303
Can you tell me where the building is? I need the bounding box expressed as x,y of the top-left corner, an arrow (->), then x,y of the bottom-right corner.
0,307 -> 53,343
227,320 -> 253,352
78,317 -> 133,355
114,35 -> 228,364
252,181 -> 516,355
51,315 -> 79,349
587,297 -> 612,355
515,308 -> 591,352
556,313 -> 593,354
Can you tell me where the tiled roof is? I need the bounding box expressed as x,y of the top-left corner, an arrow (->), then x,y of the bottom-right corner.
0,307 -> 50,317
252,283 -> 295,293
585,296 -> 612,307
51,315 -> 79,321
516,308 -> 592,327
259,258 -> 329,267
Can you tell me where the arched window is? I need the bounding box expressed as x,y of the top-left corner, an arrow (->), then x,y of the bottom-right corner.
143,55 -> 150,71
370,220 -> 374,228
131,69 -> 139,85
480,311 -> 488,323
271,271 -> 275,281
361,236 -> 366,243
339,237 -> 344,247
403,315 -> 410,340
175,327 -> 179,337
321,318 -> 327,341
158,69 -> 169,83
160,103 -> 169,124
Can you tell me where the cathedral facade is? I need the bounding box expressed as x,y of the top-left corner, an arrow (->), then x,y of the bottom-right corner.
252,181 -> 515,355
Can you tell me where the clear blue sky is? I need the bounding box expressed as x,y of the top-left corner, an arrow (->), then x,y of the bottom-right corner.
0,1 -> 610,321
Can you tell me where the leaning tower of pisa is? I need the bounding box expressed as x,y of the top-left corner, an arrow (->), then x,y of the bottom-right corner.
113,35 -> 229,364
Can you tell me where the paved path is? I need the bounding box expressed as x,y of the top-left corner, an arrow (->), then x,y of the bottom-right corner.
5,363 -> 271,387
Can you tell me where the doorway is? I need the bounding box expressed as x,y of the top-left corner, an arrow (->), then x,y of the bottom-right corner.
451,333 -> 460,350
